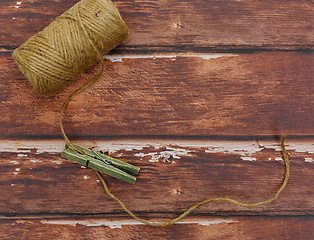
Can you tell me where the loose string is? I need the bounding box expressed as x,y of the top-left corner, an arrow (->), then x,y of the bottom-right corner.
59,2 -> 106,155
58,0 -> 290,228
60,63 -> 290,227
95,135 -> 290,227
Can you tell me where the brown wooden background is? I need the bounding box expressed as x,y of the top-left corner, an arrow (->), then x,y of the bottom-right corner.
0,0 -> 313,239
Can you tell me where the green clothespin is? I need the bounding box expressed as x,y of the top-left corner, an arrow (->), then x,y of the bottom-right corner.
61,143 -> 140,184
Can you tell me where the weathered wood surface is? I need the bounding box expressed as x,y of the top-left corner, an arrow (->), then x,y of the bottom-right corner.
1,0 -> 313,238
1,0 -> 313,52
1,52 -> 313,137
1,216 -> 313,240
1,139 -> 313,216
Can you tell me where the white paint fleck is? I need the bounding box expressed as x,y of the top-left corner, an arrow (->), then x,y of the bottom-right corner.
11,184 -> 15,186
13,172 -> 18,175
17,154 -> 27,157
9,161 -> 19,164
304,158 -> 313,163
191,219 -> 238,226
81,166 -> 86,169
96,180 -> 100,182
124,146 -> 145,151
15,168 -> 20,172
30,159 -> 42,163
268,158 -> 272,161
135,147 -> 193,162
41,218 -> 238,229
16,2 -> 22,5
148,154 -> 160,163
275,157 -> 283,161
51,160 -> 62,164
83,176 -> 88,179
14,6 -> 20,8
134,152 -> 151,158
12,17 -> 16,19
240,157 -> 256,161
104,54 -> 236,63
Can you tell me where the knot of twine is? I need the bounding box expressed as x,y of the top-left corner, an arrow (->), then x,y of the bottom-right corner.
12,0 -> 290,227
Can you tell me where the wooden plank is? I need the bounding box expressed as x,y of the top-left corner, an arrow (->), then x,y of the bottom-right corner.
1,139 -> 313,216
0,216 -> 313,240
1,0 -> 313,51
1,52 -> 313,137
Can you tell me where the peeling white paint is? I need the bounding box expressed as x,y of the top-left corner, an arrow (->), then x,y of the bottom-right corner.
304,158 -> 313,163
190,219 -> 238,226
205,142 -> 263,156
124,146 -> 145,152
51,160 -> 63,164
0,140 -> 64,153
17,154 -> 27,157
269,143 -> 314,154
1,140 -> 313,163
30,159 -> 42,163
240,157 -> 256,161
83,176 -> 88,180
15,168 -> 20,172
11,184 -> 15,186
9,160 -> 19,164
275,157 -> 283,161
147,154 -> 160,163
104,54 -> 236,63
40,218 -> 238,229
135,147 -> 192,162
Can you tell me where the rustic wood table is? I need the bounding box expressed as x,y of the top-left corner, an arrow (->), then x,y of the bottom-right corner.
1,0 -> 313,239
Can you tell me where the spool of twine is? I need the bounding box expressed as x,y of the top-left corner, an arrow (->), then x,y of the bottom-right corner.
12,0 -> 290,227
13,0 -> 128,96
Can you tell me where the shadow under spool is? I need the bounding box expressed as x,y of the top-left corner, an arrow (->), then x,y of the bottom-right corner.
12,0 -> 128,96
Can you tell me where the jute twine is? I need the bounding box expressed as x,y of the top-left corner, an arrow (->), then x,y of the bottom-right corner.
12,0 -> 290,227
13,0 -> 128,96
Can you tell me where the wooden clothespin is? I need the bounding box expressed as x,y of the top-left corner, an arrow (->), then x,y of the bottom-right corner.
61,143 -> 140,184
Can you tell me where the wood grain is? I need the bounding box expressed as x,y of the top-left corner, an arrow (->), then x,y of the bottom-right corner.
1,0 -> 313,51
1,52 -> 313,137
0,216 -> 313,240
1,0 -> 313,238
1,139 -> 313,216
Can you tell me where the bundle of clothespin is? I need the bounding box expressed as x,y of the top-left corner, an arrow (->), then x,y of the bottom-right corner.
62,143 -> 140,184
